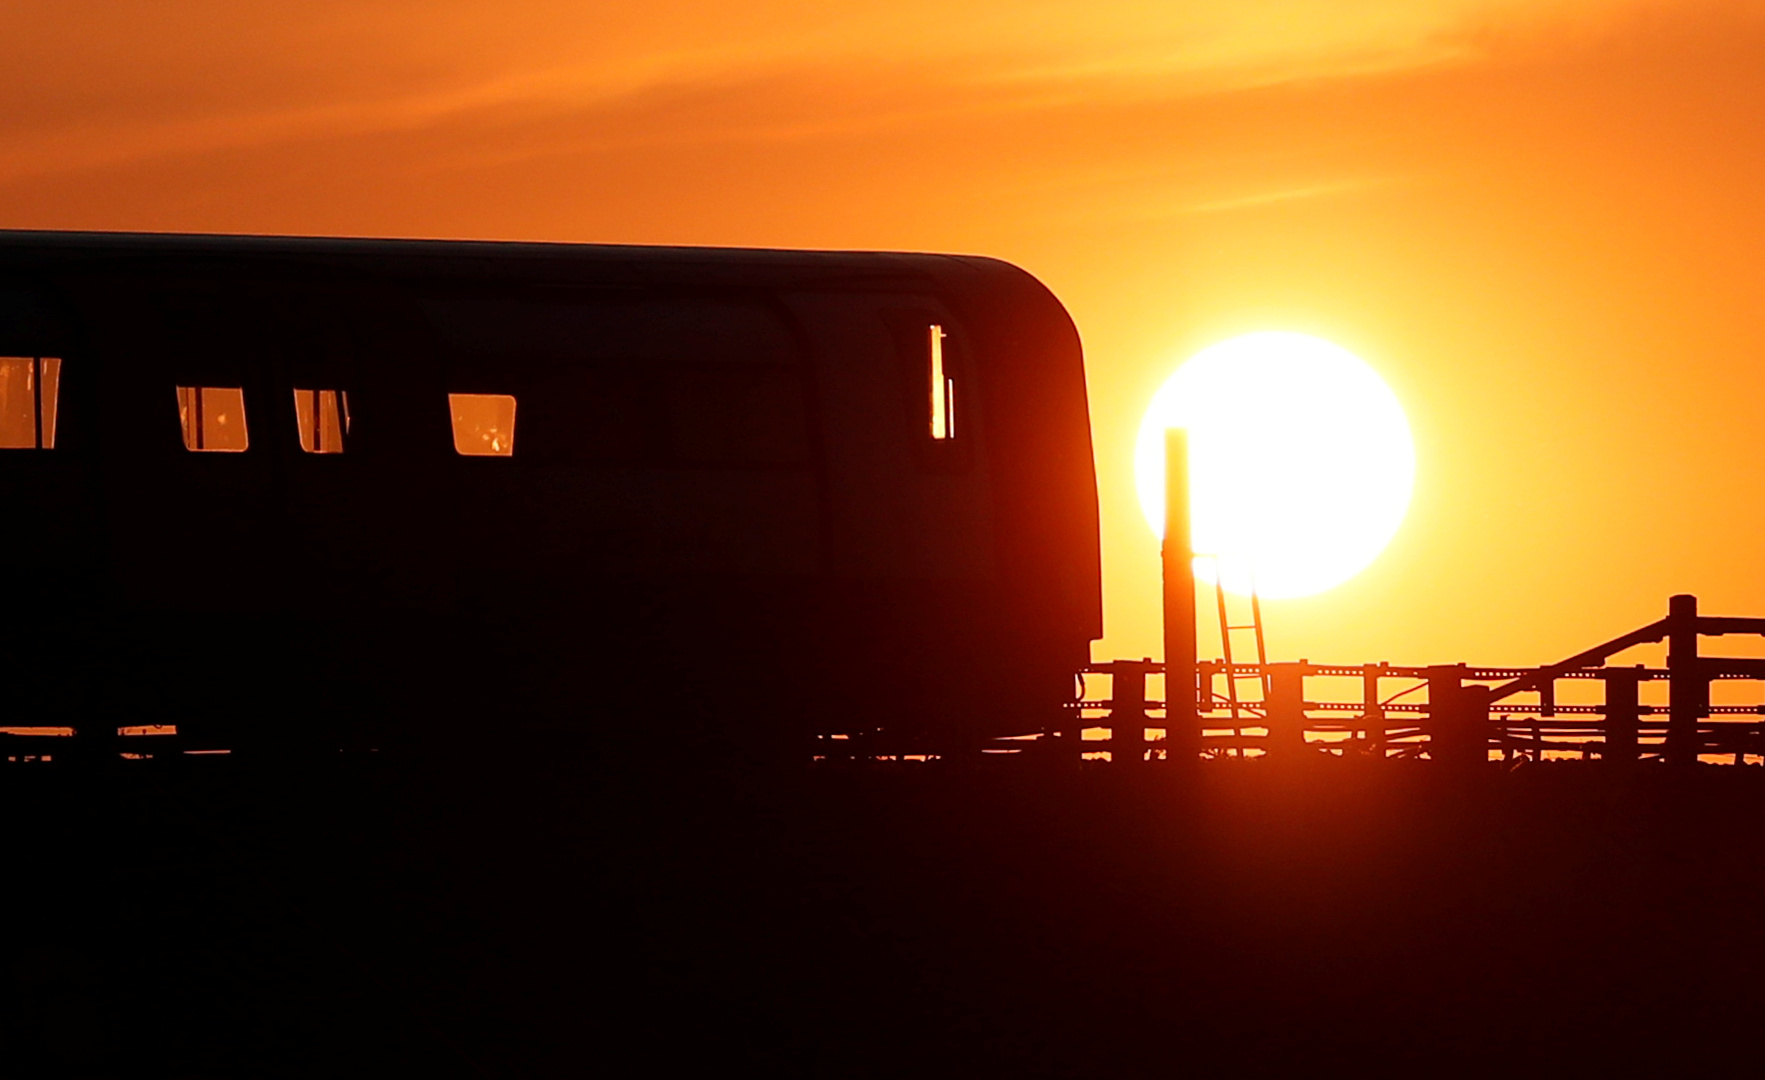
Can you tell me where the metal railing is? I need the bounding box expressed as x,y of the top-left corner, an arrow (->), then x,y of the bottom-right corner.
1039,594 -> 1765,766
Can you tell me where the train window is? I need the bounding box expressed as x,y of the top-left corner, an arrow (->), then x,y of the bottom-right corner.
176,386 -> 249,452
449,393 -> 516,456
0,356 -> 60,449
929,325 -> 955,439
294,389 -> 350,454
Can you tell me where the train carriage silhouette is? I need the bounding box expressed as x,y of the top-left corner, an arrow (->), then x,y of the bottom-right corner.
0,231 -> 1100,760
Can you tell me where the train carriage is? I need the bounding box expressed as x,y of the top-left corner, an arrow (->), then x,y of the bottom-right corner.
0,230 -> 1100,760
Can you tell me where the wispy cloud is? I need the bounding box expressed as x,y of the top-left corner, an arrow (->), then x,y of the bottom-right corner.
0,0 -> 1711,185
1175,177 -> 1400,216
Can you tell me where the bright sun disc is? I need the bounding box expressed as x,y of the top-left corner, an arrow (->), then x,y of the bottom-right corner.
1135,332 -> 1415,599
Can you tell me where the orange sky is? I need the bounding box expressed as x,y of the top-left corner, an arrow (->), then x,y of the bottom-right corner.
9,1 -> 1765,668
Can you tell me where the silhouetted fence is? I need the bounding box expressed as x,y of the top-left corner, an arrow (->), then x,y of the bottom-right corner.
1047,594 -> 1765,766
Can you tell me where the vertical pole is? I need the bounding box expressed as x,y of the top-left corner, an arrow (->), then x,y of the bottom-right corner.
1427,664 -> 1486,768
1667,594 -> 1703,767
1107,661 -> 1150,765
1603,666 -> 1641,765
1425,666 -> 1456,765
1265,663 -> 1307,758
1537,675 -> 1556,762
1067,674 -> 1089,762
1464,682 -> 1493,767
1361,664 -> 1385,759
1163,429 -> 1199,767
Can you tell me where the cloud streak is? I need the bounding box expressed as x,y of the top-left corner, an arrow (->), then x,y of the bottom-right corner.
0,0 -> 1718,184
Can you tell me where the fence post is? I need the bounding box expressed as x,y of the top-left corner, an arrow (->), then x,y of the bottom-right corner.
1195,660 -> 1217,759
1427,664 -> 1487,768
1361,664 -> 1385,759
1602,665 -> 1642,765
1667,594 -> 1705,767
1265,663 -> 1307,758
1107,661 -> 1151,765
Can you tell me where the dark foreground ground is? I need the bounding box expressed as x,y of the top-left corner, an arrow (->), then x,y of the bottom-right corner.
7,749 -> 1765,1077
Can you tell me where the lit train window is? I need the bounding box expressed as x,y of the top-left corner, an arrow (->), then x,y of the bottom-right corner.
293,389 -> 349,453
176,386 -> 249,452
449,393 -> 516,456
929,324 -> 954,439
0,356 -> 60,449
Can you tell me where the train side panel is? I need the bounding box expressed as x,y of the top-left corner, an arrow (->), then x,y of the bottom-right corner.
0,233 -> 1099,758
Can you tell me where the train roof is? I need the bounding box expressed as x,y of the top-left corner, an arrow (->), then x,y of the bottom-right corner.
0,229 -> 1046,296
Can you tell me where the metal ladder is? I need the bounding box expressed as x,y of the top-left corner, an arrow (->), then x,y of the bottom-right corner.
1204,556 -> 1269,752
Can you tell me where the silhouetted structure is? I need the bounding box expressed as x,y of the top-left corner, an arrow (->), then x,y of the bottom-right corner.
1064,593 -> 1765,766
0,229 -> 1100,762
1160,428 -> 1198,766
9,229 -> 1761,773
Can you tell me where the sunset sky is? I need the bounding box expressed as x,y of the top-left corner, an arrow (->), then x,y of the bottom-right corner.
9,1 -> 1765,668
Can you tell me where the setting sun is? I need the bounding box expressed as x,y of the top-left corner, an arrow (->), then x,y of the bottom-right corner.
1135,332 -> 1414,600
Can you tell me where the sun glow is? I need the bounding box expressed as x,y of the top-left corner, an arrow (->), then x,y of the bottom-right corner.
1135,332 -> 1415,599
